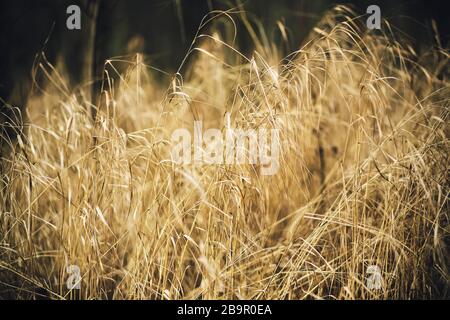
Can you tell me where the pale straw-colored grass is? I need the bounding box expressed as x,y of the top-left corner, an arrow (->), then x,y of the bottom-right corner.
0,6 -> 448,299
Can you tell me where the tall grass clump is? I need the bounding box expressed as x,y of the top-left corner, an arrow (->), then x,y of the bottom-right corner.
0,6 -> 448,299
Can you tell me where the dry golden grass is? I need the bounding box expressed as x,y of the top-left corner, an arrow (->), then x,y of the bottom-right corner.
0,6 -> 448,299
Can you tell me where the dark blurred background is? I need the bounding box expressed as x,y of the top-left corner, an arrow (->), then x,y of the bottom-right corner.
0,0 -> 448,107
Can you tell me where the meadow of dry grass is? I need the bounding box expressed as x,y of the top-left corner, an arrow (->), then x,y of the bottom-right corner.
0,6 -> 448,299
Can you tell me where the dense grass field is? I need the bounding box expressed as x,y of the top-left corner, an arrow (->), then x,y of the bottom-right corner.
0,6 -> 448,299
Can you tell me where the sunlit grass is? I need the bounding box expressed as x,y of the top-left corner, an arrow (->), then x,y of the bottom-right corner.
0,6 -> 448,299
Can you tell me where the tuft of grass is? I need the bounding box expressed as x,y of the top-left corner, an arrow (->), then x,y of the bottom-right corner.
0,6 -> 448,299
